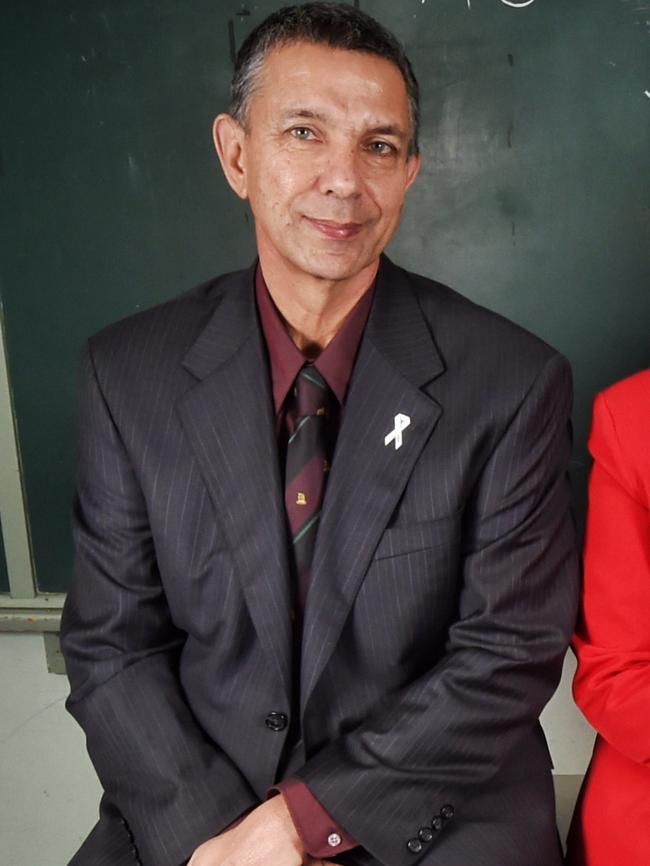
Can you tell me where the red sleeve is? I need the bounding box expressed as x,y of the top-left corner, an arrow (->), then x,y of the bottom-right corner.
270,778 -> 358,858
572,388 -> 650,764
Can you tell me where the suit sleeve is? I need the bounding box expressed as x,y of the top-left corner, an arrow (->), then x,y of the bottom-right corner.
572,390 -> 650,763
293,353 -> 579,866
59,343 -> 259,866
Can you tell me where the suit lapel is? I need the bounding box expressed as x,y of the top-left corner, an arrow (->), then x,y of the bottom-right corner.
300,257 -> 445,714
176,265 -> 293,700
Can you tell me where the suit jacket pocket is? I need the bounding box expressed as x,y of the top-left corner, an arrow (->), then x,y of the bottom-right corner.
352,511 -> 465,680
373,510 -> 463,561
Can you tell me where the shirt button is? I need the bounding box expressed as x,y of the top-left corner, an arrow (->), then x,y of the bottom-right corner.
440,804 -> 455,820
327,832 -> 342,847
418,826 -> 434,843
407,838 -> 423,854
432,816 -> 443,831
264,712 -> 288,732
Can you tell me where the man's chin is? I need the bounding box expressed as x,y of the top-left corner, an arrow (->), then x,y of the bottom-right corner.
294,249 -> 377,284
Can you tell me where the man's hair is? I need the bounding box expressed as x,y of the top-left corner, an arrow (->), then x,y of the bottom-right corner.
230,2 -> 420,156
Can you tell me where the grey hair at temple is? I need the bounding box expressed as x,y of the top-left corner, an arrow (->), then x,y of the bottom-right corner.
229,2 -> 421,157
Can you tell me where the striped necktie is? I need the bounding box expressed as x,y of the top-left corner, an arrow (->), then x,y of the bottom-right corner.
284,364 -> 334,611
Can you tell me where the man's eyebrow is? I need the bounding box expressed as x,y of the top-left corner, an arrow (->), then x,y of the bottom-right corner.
280,108 -> 329,123
365,124 -> 407,141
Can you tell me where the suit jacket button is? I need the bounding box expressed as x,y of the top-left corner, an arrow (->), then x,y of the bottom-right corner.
432,816 -> 443,831
407,838 -> 423,854
265,711 -> 288,732
440,804 -> 454,820
418,826 -> 434,843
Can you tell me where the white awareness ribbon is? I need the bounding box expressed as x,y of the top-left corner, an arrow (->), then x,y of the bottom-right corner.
384,414 -> 411,450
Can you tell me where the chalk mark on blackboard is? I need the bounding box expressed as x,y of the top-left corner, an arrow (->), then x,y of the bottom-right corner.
500,0 -> 536,7
645,90 -> 650,98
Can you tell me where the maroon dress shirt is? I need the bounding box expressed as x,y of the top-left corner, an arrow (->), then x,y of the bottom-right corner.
255,265 -> 375,860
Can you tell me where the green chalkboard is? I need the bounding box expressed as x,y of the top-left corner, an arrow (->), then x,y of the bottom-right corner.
0,0 -> 255,592
0,0 -> 648,593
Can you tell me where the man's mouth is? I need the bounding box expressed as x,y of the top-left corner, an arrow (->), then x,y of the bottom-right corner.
304,217 -> 364,240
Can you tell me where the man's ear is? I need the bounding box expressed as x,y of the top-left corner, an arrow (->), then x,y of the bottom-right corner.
404,151 -> 421,193
213,114 -> 248,200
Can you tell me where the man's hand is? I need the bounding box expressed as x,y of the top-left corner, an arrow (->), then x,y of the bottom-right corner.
187,795 -> 332,866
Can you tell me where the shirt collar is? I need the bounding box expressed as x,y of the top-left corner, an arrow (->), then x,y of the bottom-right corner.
255,265 -> 375,414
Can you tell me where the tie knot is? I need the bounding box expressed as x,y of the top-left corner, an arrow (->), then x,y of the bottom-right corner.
293,364 -> 331,418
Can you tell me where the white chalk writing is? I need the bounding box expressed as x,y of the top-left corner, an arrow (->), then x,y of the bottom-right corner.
466,0 -> 536,9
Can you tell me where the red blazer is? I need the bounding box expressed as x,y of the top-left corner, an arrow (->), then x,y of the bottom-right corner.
567,370 -> 650,866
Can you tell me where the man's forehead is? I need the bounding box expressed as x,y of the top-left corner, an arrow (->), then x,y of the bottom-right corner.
252,41 -> 410,120
261,42 -> 402,87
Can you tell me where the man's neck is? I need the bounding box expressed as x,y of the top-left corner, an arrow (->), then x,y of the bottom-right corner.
258,252 -> 378,357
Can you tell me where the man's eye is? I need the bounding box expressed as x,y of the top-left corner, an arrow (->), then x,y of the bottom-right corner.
291,127 -> 314,140
367,141 -> 395,155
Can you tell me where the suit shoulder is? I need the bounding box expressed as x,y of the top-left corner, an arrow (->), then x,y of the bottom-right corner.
598,369 -> 650,422
85,267 -> 249,373
592,370 -> 650,484
399,264 -> 568,383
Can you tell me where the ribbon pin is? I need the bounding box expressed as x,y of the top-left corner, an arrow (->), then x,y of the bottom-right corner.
384,413 -> 411,450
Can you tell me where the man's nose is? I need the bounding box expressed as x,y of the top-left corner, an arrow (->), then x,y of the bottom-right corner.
316,144 -> 363,199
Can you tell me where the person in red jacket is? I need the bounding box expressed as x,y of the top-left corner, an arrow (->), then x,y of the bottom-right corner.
567,369 -> 650,866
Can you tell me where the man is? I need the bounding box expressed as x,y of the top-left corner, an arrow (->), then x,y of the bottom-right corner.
60,4 -> 579,866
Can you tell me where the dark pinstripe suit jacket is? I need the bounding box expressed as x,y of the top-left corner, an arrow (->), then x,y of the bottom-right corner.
60,256 -> 579,866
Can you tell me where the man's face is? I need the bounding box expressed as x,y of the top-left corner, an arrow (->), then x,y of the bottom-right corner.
224,41 -> 420,283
